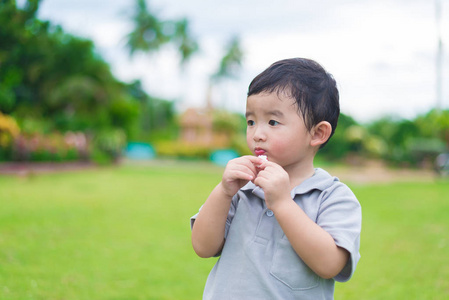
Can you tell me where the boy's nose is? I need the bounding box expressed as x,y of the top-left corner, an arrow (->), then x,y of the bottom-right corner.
253,126 -> 267,141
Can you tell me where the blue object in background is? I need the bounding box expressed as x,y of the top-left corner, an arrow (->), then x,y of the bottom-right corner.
210,149 -> 239,166
125,142 -> 155,160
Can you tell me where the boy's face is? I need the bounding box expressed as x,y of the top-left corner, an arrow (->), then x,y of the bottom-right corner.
245,92 -> 314,169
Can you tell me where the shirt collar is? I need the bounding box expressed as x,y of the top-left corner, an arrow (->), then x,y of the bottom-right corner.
291,168 -> 339,195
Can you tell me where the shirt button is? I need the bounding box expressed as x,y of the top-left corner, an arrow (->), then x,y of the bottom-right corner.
266,209 -> 274,217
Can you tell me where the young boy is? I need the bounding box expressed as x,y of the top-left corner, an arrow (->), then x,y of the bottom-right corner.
190,58 -> 361,299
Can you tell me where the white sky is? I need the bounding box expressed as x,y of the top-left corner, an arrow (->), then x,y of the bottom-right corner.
25,0 -> 449,122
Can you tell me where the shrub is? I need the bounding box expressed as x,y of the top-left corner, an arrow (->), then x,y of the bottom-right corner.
10,131 -> 88,162
91,129 -> 127,164
155,141 -> 212,159
0,111 -> 20,149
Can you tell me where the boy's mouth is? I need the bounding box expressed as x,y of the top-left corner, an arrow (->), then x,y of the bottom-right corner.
254,149 -> 266,156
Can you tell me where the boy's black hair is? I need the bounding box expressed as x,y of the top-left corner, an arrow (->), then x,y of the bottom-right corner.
247,58 -> 340,148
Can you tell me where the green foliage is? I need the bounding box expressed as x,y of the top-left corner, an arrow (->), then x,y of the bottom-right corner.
155,141 -> 212,159
366,116 -> 417,163
212,110 -> 245,133
125,80 -> 177,142
175,18 -> 199,64
212,111 -> 250,156
0,0 -> 136,133
0,1 -> 179,163
109,96 -> 140,135
91,129 -> 127,164
228,133 -> 251,156
126,0 -> 198,63
0,84 -> 16,112
415,109 -> 449,144
319,110 -> 449,166
0,112 -> 20,148
211,36 -> 244,81
320,113 -> 358,159
366,110 -> 449,165
0,112 -> 20,161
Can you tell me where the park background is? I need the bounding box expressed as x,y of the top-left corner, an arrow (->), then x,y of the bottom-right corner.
1,0 -> 449,299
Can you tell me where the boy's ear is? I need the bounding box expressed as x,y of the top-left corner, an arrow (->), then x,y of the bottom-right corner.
310,121 -> 332,147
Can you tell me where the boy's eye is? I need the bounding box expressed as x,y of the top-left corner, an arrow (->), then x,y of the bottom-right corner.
247,120 -> 255,126
269,120 -> 279,126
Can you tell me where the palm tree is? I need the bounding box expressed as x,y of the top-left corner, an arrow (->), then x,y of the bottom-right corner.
212,35 -> 244,81
126,0 -> 198,63
207,35 -> 244,110
173,18 -> 199,64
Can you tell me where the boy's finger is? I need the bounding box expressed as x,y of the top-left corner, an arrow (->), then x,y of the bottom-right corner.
238,156 -> 261,172
227,161 -> 257,178
242,155 -> 263,163
232,170 -> 254,181
233,165 -> 257,178
242,155 -> 267,168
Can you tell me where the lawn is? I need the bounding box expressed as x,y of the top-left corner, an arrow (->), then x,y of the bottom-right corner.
0,161 -> 448,299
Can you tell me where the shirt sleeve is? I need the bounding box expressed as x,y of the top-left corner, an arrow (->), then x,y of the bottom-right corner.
190,193 -> 240,237
190,194 -> 240,257
223,193 -> 240,239
190,205 -> 201,230
316,183 -> 362,282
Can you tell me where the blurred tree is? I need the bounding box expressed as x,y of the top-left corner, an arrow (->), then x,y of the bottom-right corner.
173,18 -> 199,64
364,111 -> 449,166
319,113 -> 358,159
124,0 -> 198,143
415,109 -> 449,146
126,0 -> 166,54
0,0 -> 40,113
206,35 -> 243,110
126,0 -> 198,64
0,0 -> 144,162
125,80 -> 176,142
0,0 -> 141,132
409,109 -> 449,165
211,35 -> 244,81
367,116 -> 419,162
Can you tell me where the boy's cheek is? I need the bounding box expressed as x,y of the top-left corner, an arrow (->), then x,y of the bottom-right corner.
245,135 -> 253,150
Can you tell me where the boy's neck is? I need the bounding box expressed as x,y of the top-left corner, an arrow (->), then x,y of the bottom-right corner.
284,158 -> 316,189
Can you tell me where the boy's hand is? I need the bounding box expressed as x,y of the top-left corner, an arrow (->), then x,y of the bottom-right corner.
221,156 -> 261,198
254,161 -> 291,210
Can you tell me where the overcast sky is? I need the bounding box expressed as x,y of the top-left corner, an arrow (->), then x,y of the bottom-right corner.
27,0 -> 449,122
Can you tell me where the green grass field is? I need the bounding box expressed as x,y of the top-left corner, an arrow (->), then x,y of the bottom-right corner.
0,161 -> 448,299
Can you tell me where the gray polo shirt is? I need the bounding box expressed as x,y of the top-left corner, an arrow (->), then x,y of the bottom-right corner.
191,168 -> 361,300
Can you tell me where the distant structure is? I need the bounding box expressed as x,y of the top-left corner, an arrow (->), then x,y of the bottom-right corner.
179,107 -> 214,145
178,86 -> 230,148
435,0 -> 444,110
